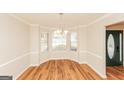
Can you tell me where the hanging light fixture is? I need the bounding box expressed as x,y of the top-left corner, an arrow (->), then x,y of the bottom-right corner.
54,13 -> 68,35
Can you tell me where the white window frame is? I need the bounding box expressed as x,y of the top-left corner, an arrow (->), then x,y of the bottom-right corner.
51,31 -> 68,51
70,31 -> 78,52
40,32 -> 49,53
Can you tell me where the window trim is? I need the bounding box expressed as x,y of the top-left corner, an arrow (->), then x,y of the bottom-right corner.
40,32 -> 49,53
52,31 -> 67,51
70,31 -> 78,52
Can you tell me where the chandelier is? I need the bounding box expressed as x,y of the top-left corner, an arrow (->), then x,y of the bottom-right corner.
54,13 -> 68,35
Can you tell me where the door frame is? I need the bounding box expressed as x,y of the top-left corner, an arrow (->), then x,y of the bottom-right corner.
106,30 -> 123,66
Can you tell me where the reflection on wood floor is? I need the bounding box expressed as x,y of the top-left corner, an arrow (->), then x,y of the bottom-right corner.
107,66 -> 124,80
17,59 -> 102,80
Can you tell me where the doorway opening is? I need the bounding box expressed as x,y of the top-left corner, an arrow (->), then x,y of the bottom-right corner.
106,22 -> 124,79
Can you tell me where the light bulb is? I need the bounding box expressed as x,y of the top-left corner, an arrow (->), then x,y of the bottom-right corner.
64,30 -> 68,34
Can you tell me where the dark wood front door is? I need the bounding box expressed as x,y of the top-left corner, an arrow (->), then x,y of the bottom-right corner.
106,30 -> 123,66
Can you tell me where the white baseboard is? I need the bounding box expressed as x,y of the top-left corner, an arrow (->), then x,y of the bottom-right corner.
15,64 -> 31,80
0,52 -> 30,80
0,50 -> 106,80
30,64 -> 39,66
31,58 -> 106,79
88,63 -> 107,79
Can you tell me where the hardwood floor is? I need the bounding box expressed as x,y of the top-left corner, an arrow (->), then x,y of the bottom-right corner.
107,66 -> 124,80
17,60 -> 102,80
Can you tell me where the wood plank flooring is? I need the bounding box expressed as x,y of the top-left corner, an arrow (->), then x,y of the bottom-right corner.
17,60 -> 102,80
107,66 -> 124,80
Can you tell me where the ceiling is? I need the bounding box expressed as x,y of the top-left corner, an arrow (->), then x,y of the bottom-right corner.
14,13 -> 107,28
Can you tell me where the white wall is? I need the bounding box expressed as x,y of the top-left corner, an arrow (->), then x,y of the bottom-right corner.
86,13 -> 124,78
78,26 -> 87,63
30,25 -> 40,66
0,14 -> 30,79
30,25 -> 87,65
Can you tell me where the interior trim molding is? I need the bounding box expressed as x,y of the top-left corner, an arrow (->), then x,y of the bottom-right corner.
40,25 -> 57,30
80,50 -> 103,59
31,14 -> 113,29
88,63 -> 107,78
39,58 -> 86,67
8,13 -> 113,29
8,14 -> 30,25
15,64 -> 31,80
87,13 -> 114,26
30,50 -> 102,63
0,52 -> 30,68
67,25 -> 87,30
86,51 -> 103,59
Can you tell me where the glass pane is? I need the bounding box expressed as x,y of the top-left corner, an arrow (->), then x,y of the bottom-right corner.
70,32 -> 77,51
120,33 -> 122,61
52,31 -> 66,50
40,33 -> 48,52
107,34 -> 115,59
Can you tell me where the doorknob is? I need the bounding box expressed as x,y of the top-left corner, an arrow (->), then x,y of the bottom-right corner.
117,46 -> 119,52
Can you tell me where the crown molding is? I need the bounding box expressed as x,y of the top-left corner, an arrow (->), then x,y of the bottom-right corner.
40,25 -> 87,31
40,25 -> 56,30
8,13 -> 114,29
7,14 -> 87,29
67,25 -> 87,30
8,14 -> 31,25
30,24 -> 40,27
86,13 -> 114,27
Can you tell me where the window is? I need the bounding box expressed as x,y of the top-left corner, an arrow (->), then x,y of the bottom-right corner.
40,33 -> 48,52
52,32 -> 67,51
70,32 -> 77,51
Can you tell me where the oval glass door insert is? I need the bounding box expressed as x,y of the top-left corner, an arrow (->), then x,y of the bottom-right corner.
107,34 -> 115,59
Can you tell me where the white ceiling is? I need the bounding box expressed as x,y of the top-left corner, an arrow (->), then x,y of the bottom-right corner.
14,13 -> 107,28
